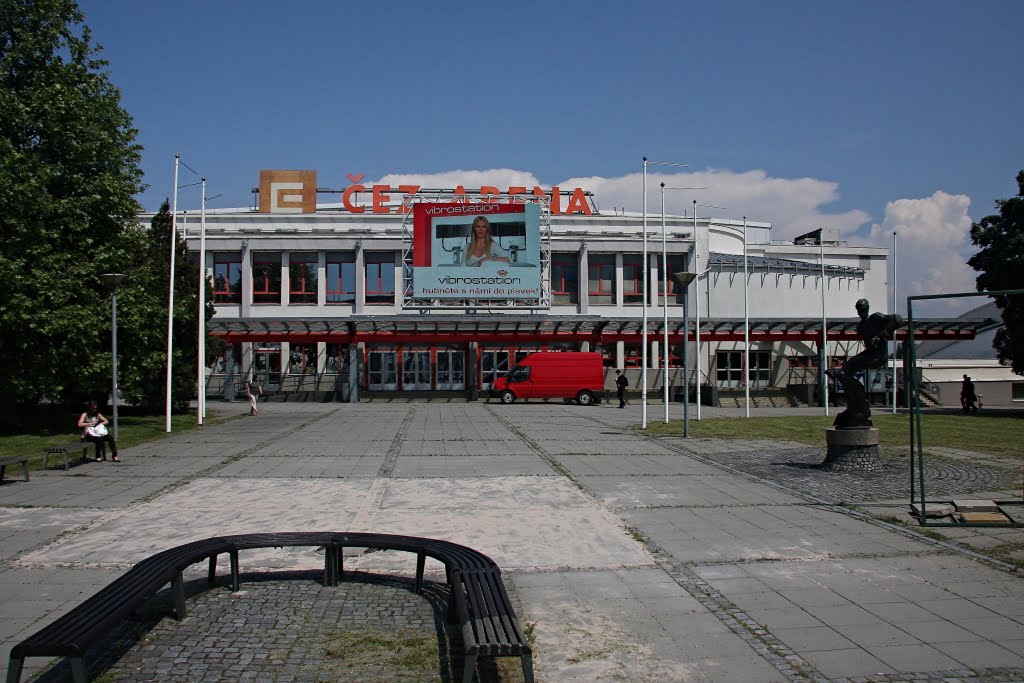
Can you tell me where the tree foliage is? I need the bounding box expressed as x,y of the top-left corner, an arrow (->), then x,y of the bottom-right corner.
968,170 -> 1024,374
0,0 -> 143,407
0,0 -> 214,414
93,202 -> 214,413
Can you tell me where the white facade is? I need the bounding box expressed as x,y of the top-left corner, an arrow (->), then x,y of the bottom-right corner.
153,199 -> 891,400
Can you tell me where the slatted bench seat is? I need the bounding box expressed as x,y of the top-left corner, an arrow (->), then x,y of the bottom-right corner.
6,532 -> 533,683
43,441 -> 94,471
0,456 -> 29,483
455,567 -> 533,683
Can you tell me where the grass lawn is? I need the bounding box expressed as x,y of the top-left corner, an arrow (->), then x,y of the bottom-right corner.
0,409 -> 232,472
643,412 -> 1024,460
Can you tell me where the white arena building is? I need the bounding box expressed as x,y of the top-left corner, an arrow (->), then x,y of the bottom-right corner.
152,170 -> 986,406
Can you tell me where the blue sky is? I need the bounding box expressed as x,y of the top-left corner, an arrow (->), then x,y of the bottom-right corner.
78,0 -> 1023,313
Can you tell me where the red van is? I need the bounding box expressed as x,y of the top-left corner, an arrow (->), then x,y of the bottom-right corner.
489,352 -> 605,405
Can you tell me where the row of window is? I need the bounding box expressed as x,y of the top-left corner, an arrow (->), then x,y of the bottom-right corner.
215,252 -> 395,305
212,251 -> 688,305
534,253 -> 689,305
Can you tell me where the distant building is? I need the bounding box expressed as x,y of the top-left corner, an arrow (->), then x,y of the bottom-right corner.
916,302 -> 1018,407
152,170 -> 981,403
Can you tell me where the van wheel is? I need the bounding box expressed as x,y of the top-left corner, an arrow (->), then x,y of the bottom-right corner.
500,390 -> 516,404
576,390 -> 594,406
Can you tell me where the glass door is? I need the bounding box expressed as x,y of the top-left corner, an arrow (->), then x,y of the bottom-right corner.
402,350 -> 432,390
748,351 -> 771,387
254,344 -> 281,391
437,350 -> 465,391
480,350 -> 509,391
716,351 -> 743,388
368,350 -> 398,390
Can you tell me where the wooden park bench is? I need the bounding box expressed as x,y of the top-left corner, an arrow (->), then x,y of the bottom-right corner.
42,441 -> 94,471
7,532 -> 533,683
0,455 -> 29,483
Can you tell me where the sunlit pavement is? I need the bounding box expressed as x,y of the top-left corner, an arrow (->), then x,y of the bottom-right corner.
1,401 -> 1022,682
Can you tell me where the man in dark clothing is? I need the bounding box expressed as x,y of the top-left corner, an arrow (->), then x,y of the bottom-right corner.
961,374 -> 978,413
615,370 -> 629,408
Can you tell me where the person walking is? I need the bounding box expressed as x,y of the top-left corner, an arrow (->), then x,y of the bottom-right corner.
960,374 -> 978,413
78,400 -> 119,462
615,370 -> 629,408
245,380 -> 262,416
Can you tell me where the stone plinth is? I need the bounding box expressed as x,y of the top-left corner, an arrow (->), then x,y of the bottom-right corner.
820,427 -> 882,472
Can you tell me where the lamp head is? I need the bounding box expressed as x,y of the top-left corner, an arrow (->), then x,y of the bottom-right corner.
672,271 -> 697,287
100,273 -> 125,291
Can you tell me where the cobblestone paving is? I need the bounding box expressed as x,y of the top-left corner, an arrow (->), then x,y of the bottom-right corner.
34,572 -> 466,683
9,405 -> 1022,683
665,439 -> 1021,504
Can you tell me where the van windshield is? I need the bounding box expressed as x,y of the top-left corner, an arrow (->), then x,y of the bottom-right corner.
508,366 -> 530,382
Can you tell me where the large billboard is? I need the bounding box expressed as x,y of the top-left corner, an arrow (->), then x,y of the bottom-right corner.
411,202 -> 542,300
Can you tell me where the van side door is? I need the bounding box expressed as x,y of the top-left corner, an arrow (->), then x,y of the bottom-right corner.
507,365 -> 535,397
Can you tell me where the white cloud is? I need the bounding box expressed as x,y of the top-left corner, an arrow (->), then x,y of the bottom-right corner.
371,167 -> 979,316
865,191 -> 976,315
558,168 -> 871,241
377,167 -> 872,240
376,169 -> 542,190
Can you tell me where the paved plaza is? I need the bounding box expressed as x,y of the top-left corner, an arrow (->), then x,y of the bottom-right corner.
1,401 -> 1023,682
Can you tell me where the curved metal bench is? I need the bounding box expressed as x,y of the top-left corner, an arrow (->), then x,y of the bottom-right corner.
6,532 -> 533,683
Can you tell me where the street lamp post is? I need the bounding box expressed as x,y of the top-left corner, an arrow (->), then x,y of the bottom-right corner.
660,184 -> 669,423
891,231 -> 898,414
641,158 -> 689,429
742,217 -> 750,418
673,272 -> 697,436
659,186 -> 709,422
101,273 -> 125,440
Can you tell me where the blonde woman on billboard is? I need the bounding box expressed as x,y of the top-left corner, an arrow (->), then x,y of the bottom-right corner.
463,216 -> 510,266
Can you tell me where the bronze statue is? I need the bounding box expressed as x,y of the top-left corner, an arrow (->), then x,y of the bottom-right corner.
825,299 -> 901,429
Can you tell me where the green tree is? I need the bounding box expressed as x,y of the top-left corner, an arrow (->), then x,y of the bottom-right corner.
0,0 -> 143,408
88,201 -> 214,414
968,170 -> 1024,374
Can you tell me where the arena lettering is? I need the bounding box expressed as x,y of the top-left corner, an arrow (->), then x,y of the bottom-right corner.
342,181 -> 592,216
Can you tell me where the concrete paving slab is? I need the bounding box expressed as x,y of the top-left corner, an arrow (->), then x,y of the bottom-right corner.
800,647 -> 895,678
865,642 -> 967,672
937,643 -> 1024,667
3,402 -> 1023,682
832,621 -> 922,648
897,620 -> 987,643
772,625 -> 857,652
957,615 -> 1024,640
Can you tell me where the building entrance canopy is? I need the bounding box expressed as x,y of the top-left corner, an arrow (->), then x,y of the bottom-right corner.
209,315 -> 993,345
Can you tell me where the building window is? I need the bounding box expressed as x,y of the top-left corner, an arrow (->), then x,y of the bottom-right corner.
623,344 -> 640,367
657,254 -> 687,304
1012,383 -> 1024,402
288,252 -> 318,304
749,350 -> 771,387
622,254 -> 645,305
325,344 -> 343,373
213,253 -> 242,304
289,343 -> 317,374
252,253 -> 281,304
552,253 -> 579,305
716,350 -> 772,387
365,252 -> 395,304
588,254 -> 616,305
326,252 -> 356,304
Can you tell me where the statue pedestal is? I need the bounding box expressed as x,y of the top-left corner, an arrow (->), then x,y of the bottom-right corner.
820,427 -> 882,472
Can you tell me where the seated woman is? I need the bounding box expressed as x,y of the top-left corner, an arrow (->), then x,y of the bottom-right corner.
78,400 -> 119,462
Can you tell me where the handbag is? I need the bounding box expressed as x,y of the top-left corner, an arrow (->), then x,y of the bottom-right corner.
86,423 -> 108,438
